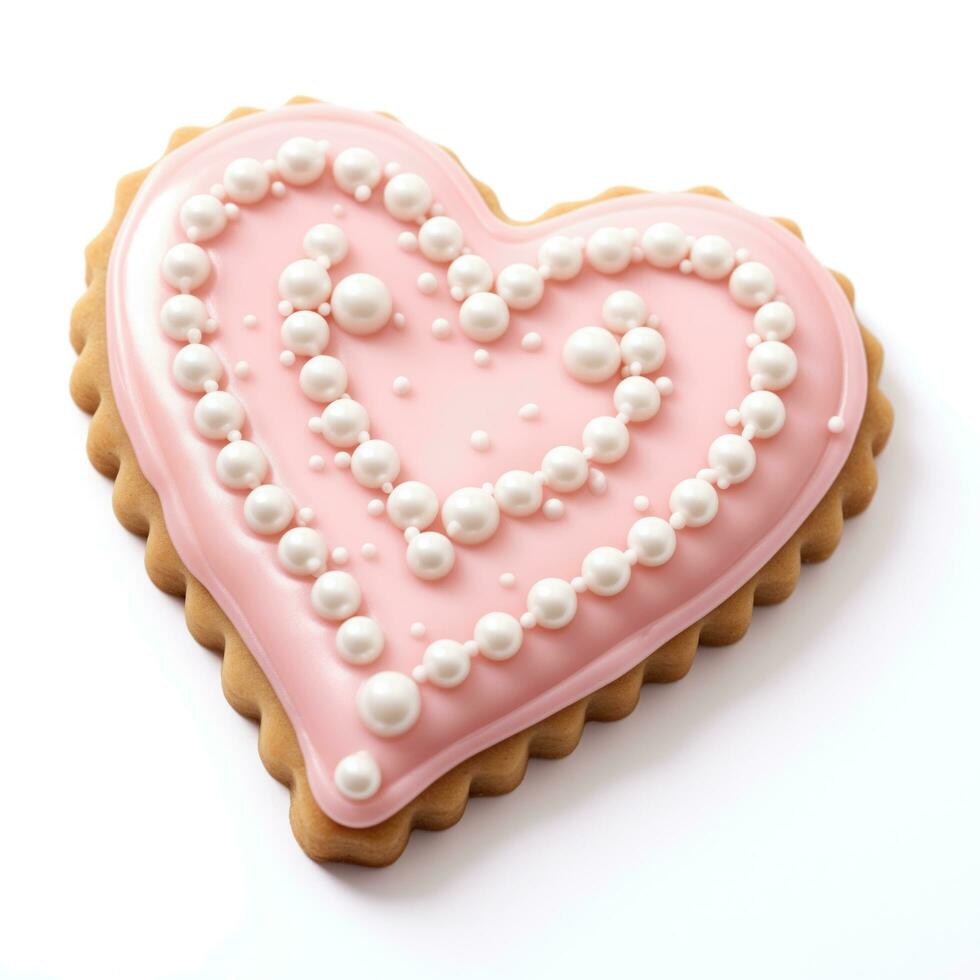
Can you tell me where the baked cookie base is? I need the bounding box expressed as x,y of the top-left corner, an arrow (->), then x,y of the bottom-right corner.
70,101 -> 893,867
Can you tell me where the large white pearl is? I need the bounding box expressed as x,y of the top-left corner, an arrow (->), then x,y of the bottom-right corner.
357,671 -> 421,736
386,481 -> 439,530
277,137 -> 328,186
689,235 -> 735,280
335,616 -> 385,666
162,243 -> 210,291
581,547 -> 632,596
729,261 -> 776,308
332,146 -> 381,196
422,640 -> 470,688
330,274 -> 392,335
562,326 -> 621,383
179,194 -> 227,242
299,355 -> 347,402
333,750 -> 381,800
193,391 -> 244,440
628,516 -> 676,566
459,291 -> 510,342
383,172 -> 432,221
303,223 -> 349,266
538,235 -> 583,280
738,390 -> 785,438
319,398 -> 369,448
614,376 -> 661,421
669,478 -> 719,528
160,294 -> 208,341
350,439 -> 400,489
172,344 -> 222,392
222,158 -> 269,204
582,416 -> 630,463
278,526 -> 327,576
243,484 -> 294,535
586,227 -> 633,273
542,446 -> 589,492
708,434 -> 756,484
278,259 -> 331,311
281,310 -> 329,355
312,570 -> 362,620
642,222 -> 688,268
753,301 -> 796,341
441,487 -> 500,544
418,216 -> 464,262
448,254 -> 493,298
496,263 -> 544,310
493,470 -> 543,517
474,612 -> 523,660
602,290 -> 648,333
748,340 -> 797,390
215,440 -> 267,489
620,327 -> 666,374
406,531 -> 456,580
527,578 -> 577,629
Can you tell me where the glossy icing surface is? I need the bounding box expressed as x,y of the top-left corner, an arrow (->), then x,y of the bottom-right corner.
106,103 -> 866,827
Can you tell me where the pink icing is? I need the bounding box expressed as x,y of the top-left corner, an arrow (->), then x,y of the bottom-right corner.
105,103 -> 866,827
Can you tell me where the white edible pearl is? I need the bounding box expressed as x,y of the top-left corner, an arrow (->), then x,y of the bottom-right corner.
620,327 -> 666,374
689,235 -> 736,280
299,355 -> 348,402
276,137 -> 327,186
278,259 -> 332,311
333,750 -> 381,800
407,532 -> 456,581
748,340 -> 798,390
179,194 -> 227,242
459,292 -> 510,342
350,439 -> 400,489
223,158 -> 270,204
335,617 -> 385,666
541,446 -> 589,492
581,547 -> 632,597
160,294 -> 208,341
642,222 -> 688,268
383,172 -> 432,221
281,310 -> 329,356
628,516 -> 676,566
527,578 -> 577,629
614,376 -> 661,421
729,261 -> 776,308
319,398 -> 369,448
493,470 -> 543,517
670,478 -> 719,528
193,391 -> 244,440
215,440 -> 267,489
442,487 -> 500,544
278,526 -> 327,576
332,147 -> 381,196
582,416 -> 630,463
312,570 -> 362,620
303,223 -> 349,266
738,390 -> 786,438
495,263 -> 544,310
586,227 -> 633,274
602,290 -> 648,333
330,273 -> 392,335
386,481 -> 439,530
474,612 -> 523,660
356,671 -> 420,736
753,301 -> 796,341
162,243 -> 210,291
708,434 -> 756,484
447,254 -> 493,298
538,236 -> 583,280
418,216 -> 464,262
562,326 -> 621,383
244,485 -> 294,535
422,640 -> 471,688
172,344 -> 222,392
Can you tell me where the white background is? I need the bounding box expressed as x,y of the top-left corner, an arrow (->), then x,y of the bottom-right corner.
2,2 -> 978,977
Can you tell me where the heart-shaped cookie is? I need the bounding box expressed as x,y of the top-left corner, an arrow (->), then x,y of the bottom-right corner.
76,101 -> 889,863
